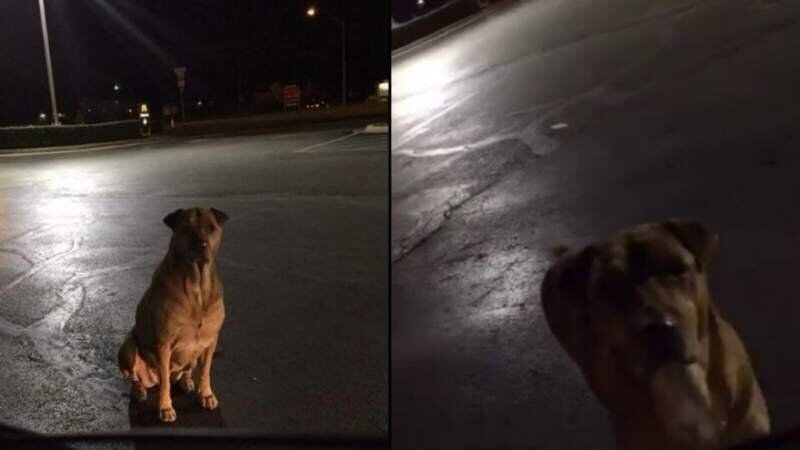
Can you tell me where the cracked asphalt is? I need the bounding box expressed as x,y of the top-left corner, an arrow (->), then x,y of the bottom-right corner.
391,0 -> 800,448
0,123 -> 387,443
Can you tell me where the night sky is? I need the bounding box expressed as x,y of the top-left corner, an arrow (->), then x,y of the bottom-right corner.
0,1 -> 389,125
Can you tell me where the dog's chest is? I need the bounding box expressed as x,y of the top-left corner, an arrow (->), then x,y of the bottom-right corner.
171,304 -> 223,365
180,315 -> 218,343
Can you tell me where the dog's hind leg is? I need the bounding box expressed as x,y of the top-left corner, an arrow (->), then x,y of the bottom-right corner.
129,348 -> 151,402
117,332 -> 137,379
119,332 -> 148,402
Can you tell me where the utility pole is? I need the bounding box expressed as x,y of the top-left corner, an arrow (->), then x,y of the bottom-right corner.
307,6 -> 347,106
174,67 -> 187,122
38,0 -> 60,125
233,0 -> 244,112
341,20 -> 346,106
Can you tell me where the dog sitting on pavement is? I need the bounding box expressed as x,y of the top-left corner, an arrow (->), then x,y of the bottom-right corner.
540,219 -> 769,450
118,207 -> 228,422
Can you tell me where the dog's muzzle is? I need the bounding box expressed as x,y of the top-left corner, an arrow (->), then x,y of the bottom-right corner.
188,240 -> 210,263
642,322 -> 697,366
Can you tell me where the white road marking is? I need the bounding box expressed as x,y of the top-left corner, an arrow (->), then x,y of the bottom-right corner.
393,92 -> 478,150
0,141 -> 147,158
393,132 -> 515,158
293,133 -> 387,154
293,131 -> 360,153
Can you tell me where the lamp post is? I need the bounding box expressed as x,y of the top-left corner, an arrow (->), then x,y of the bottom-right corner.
37,0 -> 60,125
306,6 -> 346,106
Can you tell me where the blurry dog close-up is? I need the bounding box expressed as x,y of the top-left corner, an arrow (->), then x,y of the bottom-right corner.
541,220 -> 769,450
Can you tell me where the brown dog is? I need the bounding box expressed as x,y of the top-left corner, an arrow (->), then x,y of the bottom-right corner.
118,207 -> 228,422
540,219 -> 769,450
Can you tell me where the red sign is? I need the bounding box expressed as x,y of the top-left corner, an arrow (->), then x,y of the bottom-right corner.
174,67 -> 187,90
283,85 -> 300,108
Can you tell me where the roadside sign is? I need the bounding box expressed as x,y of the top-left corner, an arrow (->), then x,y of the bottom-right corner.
283,84 -> 301,109
174,67 -> 187,122
139,103 -> 151,136
174,67 -> 187,90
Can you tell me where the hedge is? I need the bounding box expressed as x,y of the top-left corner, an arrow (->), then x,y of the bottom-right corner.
0,120 -> 144,150
166,101 -> 388,137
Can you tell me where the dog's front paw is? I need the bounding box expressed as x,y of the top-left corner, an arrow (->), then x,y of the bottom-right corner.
201,393 -> 218,410
159,406 -> 177,422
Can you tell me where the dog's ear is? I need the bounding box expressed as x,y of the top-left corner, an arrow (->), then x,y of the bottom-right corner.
558,245 -> 598,300
663,219 -> 718,272
211,208 -> 229,226
163,209 -> 184,230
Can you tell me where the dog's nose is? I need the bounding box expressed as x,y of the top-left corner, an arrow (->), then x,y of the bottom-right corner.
634,305 -> 674,330
191,235 -> 208,248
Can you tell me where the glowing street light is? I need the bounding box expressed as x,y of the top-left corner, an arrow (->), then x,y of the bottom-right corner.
306,5 -> 347,106
113,83 -> 121,92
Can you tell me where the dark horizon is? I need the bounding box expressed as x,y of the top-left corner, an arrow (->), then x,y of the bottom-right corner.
0,0 -> 389,125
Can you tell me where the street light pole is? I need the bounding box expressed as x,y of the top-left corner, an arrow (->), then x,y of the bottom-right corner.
37,0 -> 60,126
340,19 -> 346,106
307,6 -> 347,106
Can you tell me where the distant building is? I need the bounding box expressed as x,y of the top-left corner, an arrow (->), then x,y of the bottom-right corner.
252,82 -> 282,110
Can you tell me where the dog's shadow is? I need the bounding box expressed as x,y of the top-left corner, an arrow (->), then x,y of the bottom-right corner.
128,383 -> 232,450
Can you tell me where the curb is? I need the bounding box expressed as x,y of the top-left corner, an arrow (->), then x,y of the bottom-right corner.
164,109 -> 388,138
363,123 -> 389,134
0,137 -> 167,157
168,115 -> 388,140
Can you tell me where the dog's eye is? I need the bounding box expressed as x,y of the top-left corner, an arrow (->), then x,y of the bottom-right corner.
660,265 -> 688,285
206,225 -> 215,233
665,264 -> 688,277
655,260 -> 688,278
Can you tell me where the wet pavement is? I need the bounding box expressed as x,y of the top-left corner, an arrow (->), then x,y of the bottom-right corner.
391,0 -> 800,448
0,124 -> 388,442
